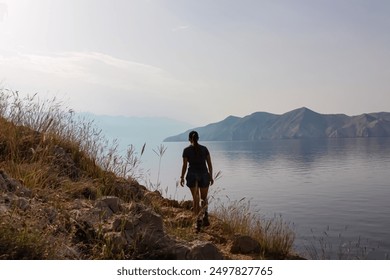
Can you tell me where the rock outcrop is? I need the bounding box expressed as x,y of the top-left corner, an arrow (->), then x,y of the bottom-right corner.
0,168 -> 231,259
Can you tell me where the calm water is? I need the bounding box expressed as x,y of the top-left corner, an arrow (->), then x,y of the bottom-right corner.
142,138 -> 390,259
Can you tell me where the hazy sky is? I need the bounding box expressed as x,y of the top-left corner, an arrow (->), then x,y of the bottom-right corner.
1,0 -> 389,125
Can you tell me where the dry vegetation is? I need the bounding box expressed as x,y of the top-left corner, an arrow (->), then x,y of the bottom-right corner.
0,89 -> 298,259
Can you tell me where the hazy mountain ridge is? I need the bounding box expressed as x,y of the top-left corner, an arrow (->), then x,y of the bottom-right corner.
164,107 -> 390,141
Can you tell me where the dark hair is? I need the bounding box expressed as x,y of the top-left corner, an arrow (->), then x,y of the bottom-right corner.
189,131 -> 199,142
189,131 -> 200,155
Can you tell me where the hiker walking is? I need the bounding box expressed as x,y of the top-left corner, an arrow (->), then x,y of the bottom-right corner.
180,131 -> 214,232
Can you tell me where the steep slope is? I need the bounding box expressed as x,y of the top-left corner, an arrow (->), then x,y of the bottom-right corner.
164,108 -> 390,141
266,107 -> 328,139
335,114 -> 390,137
231,112 -> 279,140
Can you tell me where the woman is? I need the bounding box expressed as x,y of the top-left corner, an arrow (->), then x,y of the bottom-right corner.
180,131 -> 214,232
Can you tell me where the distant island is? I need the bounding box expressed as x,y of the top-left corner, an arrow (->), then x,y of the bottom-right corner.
164,107 -> 390,141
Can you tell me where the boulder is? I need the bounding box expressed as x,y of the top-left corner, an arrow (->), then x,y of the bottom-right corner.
187,241 -> 224,260
136,209 -> 164,233
230,235 -> 261,254
149,241 -> 191,260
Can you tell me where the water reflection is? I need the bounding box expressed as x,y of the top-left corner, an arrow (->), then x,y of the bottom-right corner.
207,138 -> 390,175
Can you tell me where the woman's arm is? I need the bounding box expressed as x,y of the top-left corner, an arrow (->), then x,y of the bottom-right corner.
206,154 -> 214,186
180,157 -> 188,187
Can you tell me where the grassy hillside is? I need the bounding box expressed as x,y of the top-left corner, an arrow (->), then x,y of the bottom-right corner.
0,90 -> 297,260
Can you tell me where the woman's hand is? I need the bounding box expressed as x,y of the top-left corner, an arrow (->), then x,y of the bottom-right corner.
181,158 -> 188,187
209,173 -> 214,186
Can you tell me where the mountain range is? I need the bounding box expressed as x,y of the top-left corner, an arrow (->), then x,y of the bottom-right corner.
164,107 -> 390,141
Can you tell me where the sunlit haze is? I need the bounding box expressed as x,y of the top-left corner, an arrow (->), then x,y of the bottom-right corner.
1,0 -> 389,126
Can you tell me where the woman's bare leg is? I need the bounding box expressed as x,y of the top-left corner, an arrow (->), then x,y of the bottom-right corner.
199,187 -> 209,214
200,187 -> 210,226
190,181 -> 200,216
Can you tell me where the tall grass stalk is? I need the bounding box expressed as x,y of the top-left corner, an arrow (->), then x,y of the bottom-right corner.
212,197 -> 295,258
152,144 -> 167,190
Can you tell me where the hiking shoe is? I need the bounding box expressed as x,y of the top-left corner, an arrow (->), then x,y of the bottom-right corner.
202,216 -> 210,227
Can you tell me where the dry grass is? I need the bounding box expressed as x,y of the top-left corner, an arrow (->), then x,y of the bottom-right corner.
0,222 -> 56,259
0,88 -> 298,259
0,89 -> 143,181
0,89 -> 146,259
157,172 -> 296,259
212,197 -> 295,258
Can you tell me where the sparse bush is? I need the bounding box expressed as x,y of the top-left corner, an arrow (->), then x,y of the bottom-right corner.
0,223 -> 56,259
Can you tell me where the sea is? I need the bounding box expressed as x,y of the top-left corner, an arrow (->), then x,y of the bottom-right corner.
134,137 -> 390,260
